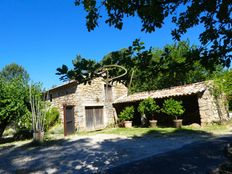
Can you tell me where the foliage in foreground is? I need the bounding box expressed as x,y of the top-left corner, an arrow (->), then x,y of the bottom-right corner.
75,0 -> 231,68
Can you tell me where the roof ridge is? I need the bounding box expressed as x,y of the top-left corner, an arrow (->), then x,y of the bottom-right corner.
114,81 -> 208,104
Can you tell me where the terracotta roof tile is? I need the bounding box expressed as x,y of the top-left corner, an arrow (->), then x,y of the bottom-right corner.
114,82 -> 207,104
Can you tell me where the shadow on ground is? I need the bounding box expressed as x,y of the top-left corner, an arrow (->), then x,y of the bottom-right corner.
134,127 -> 212,138
0,129 -> 230,174
0,137 -> 16,144
105,136 -> 232,174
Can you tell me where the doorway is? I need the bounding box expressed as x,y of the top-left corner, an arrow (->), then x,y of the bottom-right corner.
64,105 -> 75,136
85,106 -> 104,130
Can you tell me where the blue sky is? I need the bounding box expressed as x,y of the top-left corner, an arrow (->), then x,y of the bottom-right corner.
0,0 -> 203,89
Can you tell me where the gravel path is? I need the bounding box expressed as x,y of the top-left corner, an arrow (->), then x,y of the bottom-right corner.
105,136 -> 232,174
0,133 -> 228,174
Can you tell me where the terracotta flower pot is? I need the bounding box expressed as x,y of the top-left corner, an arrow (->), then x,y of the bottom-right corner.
33,131 -> 44,143
149,120 -> 157,128
173,119 -> 183,128
124,121 -> 132,128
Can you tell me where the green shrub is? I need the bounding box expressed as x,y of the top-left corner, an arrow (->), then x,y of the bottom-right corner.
48,123 -> 64,135
44,107 -> 60,132
119,106 -> 134,121
138,97 -> 160,119
16,111 -> 32,130
162,98 -> 185,120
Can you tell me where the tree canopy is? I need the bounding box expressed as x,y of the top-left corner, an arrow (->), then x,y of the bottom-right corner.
162,98 -> 185,120
56,55 -> 101,83
0,63 -> 30,83
0,77 -> 30,137
0,64 -> 30,137
57,40 -> 221,93
213,69 -> 232,110
74,0 -> 231,67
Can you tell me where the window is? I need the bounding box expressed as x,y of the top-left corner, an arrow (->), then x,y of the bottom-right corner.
104,84 -> 112,102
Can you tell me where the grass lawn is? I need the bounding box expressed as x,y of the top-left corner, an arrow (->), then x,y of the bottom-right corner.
1,120 -> 231,147
77,121 -> 232,138
31,120 -> 232,140
78,127 -> 179,137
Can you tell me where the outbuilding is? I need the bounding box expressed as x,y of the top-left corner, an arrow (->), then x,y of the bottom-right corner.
113,82 -> 229,126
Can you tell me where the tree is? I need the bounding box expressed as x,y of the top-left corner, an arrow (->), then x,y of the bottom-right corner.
138,97 -> 160,117
74,0 -> 231,67
213,69 -> 232,111
56,39 -> 150,88
0,64 -> 31,137
119,106 -> 134,121
57,40 -> 220,93
56,55 -> 101,84
0,77 -> 30,137
162,98 -> 185,120
30,83 -> 49,142
0,63 -> 30,83
138,97 -> 160,126
101,40 -> 219,92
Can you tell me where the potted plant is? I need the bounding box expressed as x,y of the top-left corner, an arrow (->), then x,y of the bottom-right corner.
162,98 -> 185,128
30,84 -> 48,143
138,97 -> 160,127
118,106 -> 134,128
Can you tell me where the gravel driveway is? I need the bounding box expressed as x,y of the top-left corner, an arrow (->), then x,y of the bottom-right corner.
0,133 -> 225,174
106,136 -> 232,174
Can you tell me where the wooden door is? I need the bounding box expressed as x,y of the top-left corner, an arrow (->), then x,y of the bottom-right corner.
85,106 -> 104,130
64,105 -> 75,136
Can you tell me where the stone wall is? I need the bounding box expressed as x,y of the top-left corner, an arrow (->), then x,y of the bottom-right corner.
76,78 -> 128,129
76,78 -> 105,130
198,87 -> 229,125
107,82 -> 128,124
49,82 -> 78,125
48,78 -> 128,131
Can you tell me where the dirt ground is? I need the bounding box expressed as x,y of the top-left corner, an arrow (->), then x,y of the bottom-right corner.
1,128 -> 232,174
105,135 -> 232,174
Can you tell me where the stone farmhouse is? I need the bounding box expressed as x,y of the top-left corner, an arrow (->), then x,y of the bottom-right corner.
113,81 -> 229,126
47,78 -> 127,135
48,79 -> 229,135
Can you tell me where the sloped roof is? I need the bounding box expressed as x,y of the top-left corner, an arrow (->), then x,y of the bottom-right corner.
114,82 -> 207,104
48,80 -> 77,91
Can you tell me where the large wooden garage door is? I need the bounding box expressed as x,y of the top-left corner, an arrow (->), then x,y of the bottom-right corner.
64,105 -> 75,136
85,106 -> 104,130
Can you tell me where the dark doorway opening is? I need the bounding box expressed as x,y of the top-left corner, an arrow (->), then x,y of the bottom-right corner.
114,94 -> 201,127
